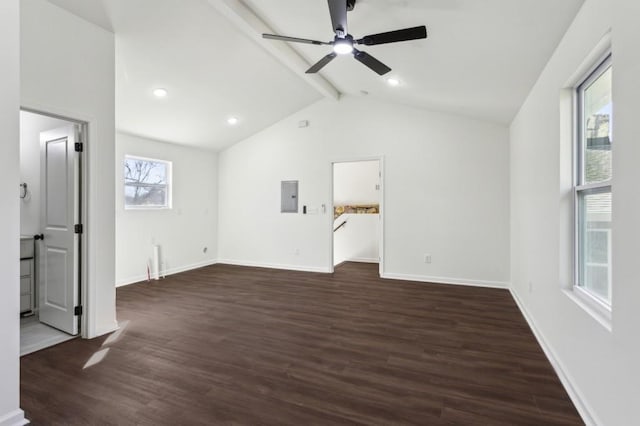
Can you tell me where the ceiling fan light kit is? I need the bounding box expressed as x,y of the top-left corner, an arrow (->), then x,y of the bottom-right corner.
262,0 -> 427,76
333,35 -> 354,55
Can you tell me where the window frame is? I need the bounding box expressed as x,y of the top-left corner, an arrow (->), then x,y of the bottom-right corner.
123,155 -> 173,210
573,54 -> 612,310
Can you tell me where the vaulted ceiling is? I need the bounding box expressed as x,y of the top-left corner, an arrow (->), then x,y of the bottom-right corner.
45,0 -> 584,150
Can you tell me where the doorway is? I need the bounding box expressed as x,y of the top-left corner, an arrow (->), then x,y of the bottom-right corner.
19,109 -> 86,355
331,159 -> 383,275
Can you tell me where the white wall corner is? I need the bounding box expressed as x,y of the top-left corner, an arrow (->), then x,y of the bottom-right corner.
0,409 -> 28,426
91,321 -> 120,340
509,288 -> 600,426
381,272 -> 509,289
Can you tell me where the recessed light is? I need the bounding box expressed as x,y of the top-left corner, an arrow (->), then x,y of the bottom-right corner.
227,116 -> 239,125
153,88 -> 168,98
386,77 -> 400,87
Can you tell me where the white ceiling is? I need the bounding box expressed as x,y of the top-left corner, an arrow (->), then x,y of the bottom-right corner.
45,0 -> 584,150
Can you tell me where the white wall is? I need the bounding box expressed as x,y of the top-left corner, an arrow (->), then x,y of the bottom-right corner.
610,0 -> 640,422
21,0 -> 117,338
218,96 -> 510,286
510,0 -> 640,423
0,0 -> 26,424
19,111 -> 71,236
115,133 -> 218,286
333,214 -> 379,265
333,160 -> 380,205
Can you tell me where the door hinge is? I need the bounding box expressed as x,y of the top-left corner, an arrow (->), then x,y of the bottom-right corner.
74,224 -> 83,234
75,142 -> 83,152
74,305 -> 83,316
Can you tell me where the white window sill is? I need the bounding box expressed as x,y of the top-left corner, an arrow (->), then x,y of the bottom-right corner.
563,287 -> 612,332
124,206 -> 172,210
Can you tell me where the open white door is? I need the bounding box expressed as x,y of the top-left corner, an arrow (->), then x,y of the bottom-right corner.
39,125 -> 80,335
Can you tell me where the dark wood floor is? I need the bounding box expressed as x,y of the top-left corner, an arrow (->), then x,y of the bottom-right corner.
21,262 -> 582,425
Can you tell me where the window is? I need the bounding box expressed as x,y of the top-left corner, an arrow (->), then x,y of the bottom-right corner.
575,55 -> 612,305
124,156 -> 172,209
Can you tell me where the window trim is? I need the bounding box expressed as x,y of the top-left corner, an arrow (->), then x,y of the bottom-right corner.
563,286 -> 612,331
573,53 -> 612,309
124,155 -> 172,210
575,54 -> 612,187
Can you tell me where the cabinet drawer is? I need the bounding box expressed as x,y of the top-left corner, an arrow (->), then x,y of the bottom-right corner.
20,259 -> 32,277
20,277 -> 31,295
20,295 -> 31,313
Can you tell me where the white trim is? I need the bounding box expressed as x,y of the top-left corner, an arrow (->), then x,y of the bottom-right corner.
345,257 -> 379,264
563,288 -> 612,331
0,409 -> 28,426
20,104 -> 94,340
575,182 -> 612,192
116,259 -> 218,287
573,50 -> 613,311
510,288 -> 600,426
218,259 -> 331,274
381,272 -> 509,289
563,30 -> 612,88
123,155 -> 172,210
330,157 -> 384,276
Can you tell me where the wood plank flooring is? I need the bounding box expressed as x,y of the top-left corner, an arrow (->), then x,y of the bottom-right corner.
20,262 -> 582,425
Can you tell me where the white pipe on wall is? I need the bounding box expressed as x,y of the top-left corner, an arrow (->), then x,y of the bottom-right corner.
153,245 -> 160,280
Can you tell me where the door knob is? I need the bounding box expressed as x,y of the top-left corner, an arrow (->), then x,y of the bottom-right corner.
34,234 -> 44,241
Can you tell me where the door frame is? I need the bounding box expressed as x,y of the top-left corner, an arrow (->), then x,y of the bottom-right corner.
329,156 -> 385,276
21,106 -> 89,338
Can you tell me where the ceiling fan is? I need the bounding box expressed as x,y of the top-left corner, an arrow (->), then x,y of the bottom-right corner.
262,0 -> 427,76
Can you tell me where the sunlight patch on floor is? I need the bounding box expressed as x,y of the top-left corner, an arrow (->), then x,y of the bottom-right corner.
83,348 -> 110,369
102,320 -> 130,346
83,320 -> 130,369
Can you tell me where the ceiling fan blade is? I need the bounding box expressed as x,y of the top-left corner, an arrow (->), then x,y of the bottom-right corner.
327,0 -> 348,37
356,25 -> 427,46
353,49 -> 391,75
306,53 -> 338,74
262,34 -> 330,46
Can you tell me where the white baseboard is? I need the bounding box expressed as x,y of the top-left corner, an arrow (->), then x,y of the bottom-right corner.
0,409 -> 28,426
345,257 -> 379,263
116,259 -> 218,287
218,259 -> 331,274
509,288 -> 599,426
381,272 -> 509,289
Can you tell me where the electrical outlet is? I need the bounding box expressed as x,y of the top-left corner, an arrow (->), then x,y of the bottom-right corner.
424,254 -> 431,264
